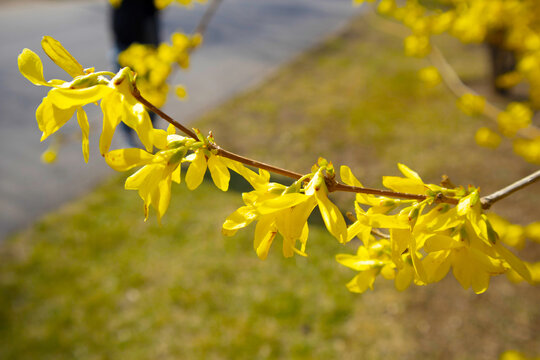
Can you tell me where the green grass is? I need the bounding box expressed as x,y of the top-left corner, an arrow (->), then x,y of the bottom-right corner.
1,13 -> 539,360
0,175 -> 362,359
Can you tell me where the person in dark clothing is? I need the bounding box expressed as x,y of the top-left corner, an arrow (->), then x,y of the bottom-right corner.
110,0 -> 161,146
111,0 -> 160,52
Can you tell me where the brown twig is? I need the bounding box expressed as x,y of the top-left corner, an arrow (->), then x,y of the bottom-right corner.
212,146 -> 304,180
194,0 -> 223,36
134,88 -> 199,140
481,169 -> 540,209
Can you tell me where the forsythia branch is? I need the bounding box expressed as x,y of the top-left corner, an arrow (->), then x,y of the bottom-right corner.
137,81 -> 538,209
481,169 -> 540,209
133,85 -> 464,206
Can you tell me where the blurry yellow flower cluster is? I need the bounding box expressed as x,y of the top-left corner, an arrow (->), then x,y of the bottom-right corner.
118,32 -> 202,108
336,163 -> 534,294
362,0 -> 540,163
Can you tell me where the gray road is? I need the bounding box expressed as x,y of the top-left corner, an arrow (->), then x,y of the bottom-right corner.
0,0 -> 361,239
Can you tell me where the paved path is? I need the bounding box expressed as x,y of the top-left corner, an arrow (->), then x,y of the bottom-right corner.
0,0 -> 361,239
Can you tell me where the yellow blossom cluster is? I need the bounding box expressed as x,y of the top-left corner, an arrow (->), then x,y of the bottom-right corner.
356,0 -> 540,164
118,32 -> 202,108
336,163 -> 537,293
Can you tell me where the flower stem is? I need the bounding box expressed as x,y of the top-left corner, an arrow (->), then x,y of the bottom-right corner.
133,88 -> 199,140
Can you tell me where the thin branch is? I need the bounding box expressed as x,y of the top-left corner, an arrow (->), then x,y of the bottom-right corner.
481,169 -> 540,209
332,182 -> 459,205
133,88 -> 463,205
194,0 -> 223,36
134,88 -> 198,140
213,146 -> 304,180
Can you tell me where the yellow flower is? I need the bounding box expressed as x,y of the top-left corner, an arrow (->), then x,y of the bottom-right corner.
19,36 -> 163,162
418,66 -> 442,87
336,240 -> 396,293
456,93 -> 486,117
382,163 -> 426,195
106,125 -> 268,221
105,125 -> 189,221
420,191 -> 533,293
223,181 -> 314,259
475,127 -> 502,149
223,165 -> 347,259
185,149 -> 231,192
19,37 -> 115,162
497,102 -> 532,137
99,68 -> 156,155
404,35 -> 431,57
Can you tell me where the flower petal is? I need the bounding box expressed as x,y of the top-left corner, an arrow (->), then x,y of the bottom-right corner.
346,269 -> 377,293
207,155 -> 230,191
185,150 -> 207,190
423,234 -> 459,252
223,206 -> 257,235
36,97 -> 76,140
221,158 -> 269,190
452,248 -> 472,290
41,36 -> 85,78
121,102 -> 154,153
336,253 -> 386,271
346,220 -> 371,243
340,165 -> 380,206
125,165 -> 154,190
257,193 -> 308,215
494,242 -> 533,284
254,215 -> 277,260
172,165 -> 181,184
395,265 -> 414,291
48,85 -> 111,110
382,176 -> 425,195
154,176 -> 172,222
423,250 -> 452,283
397,163 -> 422,181
315,187 -> 347,243
18,49 -> 48,86
99,92 -> 123,155
105,148 -> 154,171
76,107 -> 90,163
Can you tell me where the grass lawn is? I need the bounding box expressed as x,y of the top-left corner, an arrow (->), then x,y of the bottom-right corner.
1,13 -> 539,360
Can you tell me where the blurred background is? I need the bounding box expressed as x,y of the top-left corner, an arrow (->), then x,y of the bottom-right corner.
0,0 -> 538,359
